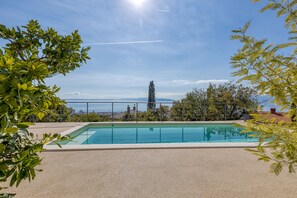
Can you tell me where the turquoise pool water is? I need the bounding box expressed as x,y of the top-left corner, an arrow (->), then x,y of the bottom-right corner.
61,124 -> 257,145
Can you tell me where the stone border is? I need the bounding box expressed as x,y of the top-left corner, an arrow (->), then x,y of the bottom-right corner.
45,142 -> 258,151
45,121 -> 258,151
59,122 -> 90,136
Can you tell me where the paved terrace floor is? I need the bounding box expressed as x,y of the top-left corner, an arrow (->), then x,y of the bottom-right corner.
6,122 -> 297,198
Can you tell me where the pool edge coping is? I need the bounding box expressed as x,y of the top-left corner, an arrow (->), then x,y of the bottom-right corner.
44,142 -> 259,151
45,121 -> 257,151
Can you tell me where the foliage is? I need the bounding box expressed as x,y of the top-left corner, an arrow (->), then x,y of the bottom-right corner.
157,105 -> 170,121
207,84 -> 219,120
122,112 -> 134,121
241,117 -> 297,175
28,105 -> 72,122
215,83 -> 258,119
138,109 -> 158,121
147,81 -> 156,111
171,83 -> 258,121
0,20 -> 90,193
137,106 -> 170,121
181,88 -> 208,121
69,113 -> 110,122
231,0 -> 297,174
170,101 -> 185,121
0,20 -> 90,76
0,121 -> 68,190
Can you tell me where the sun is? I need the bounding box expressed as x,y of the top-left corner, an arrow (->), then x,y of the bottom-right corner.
128,0 -> 146,8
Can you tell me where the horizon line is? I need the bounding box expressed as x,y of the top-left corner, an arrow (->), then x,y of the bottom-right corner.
63,98 -> 175,100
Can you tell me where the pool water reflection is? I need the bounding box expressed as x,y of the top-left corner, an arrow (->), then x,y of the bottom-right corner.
63,124 -> 257,145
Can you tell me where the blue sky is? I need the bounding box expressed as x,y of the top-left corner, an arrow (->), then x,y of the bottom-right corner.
0,0 -> 289,99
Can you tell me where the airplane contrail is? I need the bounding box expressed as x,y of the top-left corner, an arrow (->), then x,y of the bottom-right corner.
157,9 -> 170,13
83,40 -> 163,46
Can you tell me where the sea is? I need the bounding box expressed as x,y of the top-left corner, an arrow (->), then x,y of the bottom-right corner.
65,98 -> 174,114
64,96 -> 283,114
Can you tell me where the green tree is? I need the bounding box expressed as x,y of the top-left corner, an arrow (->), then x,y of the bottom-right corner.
206,84 -> 219,120
170,101 -> 184,121
70,113 -> 109,122
0,20 -> 90,194
33,104 -> 72,122
157,105 -> 170,121
141,105 -> 170,121
231,0 -> 297,175
138,109 -> 158,121
122,112 -> 133,121
147,81 -> 156,111
182,89 -> 208,121
216,83 -> 258,120
171,83 -> 257,121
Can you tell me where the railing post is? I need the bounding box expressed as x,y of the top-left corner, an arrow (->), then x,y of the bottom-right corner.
86,102 -> 89,122
59,105 -> 62,122
182,104 -> 184,121
159,103 -> 162,122
136,102 -> 138,123
111,102 -> 114,122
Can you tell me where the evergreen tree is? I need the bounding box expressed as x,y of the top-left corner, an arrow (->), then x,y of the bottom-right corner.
147,81 -> 156,111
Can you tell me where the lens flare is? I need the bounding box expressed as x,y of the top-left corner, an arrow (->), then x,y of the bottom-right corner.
129,0 -> 146,8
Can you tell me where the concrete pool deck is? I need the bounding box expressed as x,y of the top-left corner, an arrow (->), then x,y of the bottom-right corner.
5,122 -> 297,197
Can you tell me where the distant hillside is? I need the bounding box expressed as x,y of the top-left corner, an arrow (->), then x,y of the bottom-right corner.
121,98 -> 174,102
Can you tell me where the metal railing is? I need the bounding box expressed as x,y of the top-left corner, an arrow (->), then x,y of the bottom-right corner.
55,101 -> 250,122
65,101 -> 174,122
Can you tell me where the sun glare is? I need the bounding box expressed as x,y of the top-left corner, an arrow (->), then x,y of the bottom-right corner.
129,0 -> 146,8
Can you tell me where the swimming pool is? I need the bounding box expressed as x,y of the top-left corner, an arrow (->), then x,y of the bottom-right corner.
60,123 -> 257,145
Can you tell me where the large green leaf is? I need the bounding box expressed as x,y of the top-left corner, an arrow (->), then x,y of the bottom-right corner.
0,143 -> 6,153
